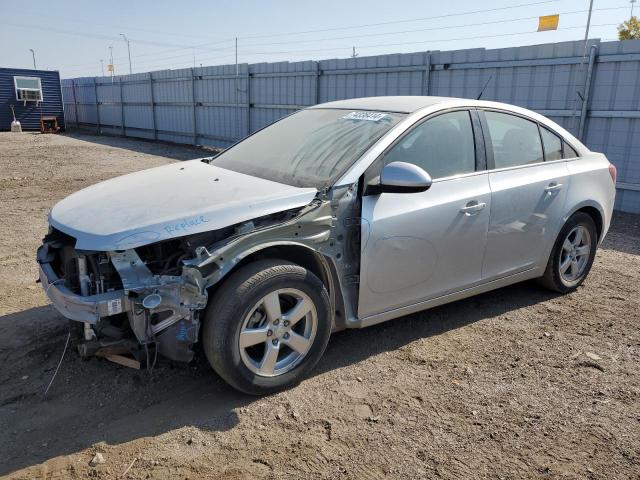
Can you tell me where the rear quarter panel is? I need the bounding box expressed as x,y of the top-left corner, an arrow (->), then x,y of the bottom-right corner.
564,152 -> 616,243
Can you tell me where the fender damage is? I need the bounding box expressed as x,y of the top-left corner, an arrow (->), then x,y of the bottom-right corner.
37,169 -> 361,364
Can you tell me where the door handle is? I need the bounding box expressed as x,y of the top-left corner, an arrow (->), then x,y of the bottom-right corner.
545,182 -> 563,194
460,201 -> 486,216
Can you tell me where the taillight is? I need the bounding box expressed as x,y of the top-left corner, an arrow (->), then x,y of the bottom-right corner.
608,163 -> 617,184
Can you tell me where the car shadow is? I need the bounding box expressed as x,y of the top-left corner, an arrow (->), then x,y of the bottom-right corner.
0,280 -> 558,475
601,211 -> 640,256
62,131 -> 219,161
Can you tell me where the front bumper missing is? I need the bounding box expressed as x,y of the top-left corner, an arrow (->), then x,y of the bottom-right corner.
38,260 -> 129,324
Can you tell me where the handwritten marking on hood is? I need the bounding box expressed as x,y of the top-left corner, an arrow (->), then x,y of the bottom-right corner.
164,215 -> 210,236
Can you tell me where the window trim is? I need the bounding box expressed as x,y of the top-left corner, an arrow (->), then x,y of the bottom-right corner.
363,107 -> 485,191
479,108 -> 563,172
14,76 -> 43,102
478,107 -> 581,170
539,124 -> 563,162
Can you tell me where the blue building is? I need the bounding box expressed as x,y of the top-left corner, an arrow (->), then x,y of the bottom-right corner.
0,68 -> 65,131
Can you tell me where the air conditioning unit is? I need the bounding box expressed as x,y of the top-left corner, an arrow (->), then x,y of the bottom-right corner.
14,76 -> 43,106
17,89 -> 42,103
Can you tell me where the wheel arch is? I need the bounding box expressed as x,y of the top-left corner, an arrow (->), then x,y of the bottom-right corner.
538,200 -> 606,275
207,242 -> 346,330
563,200 -> 605,242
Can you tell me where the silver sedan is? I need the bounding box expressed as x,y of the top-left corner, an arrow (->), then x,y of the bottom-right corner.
38,96 -> 616,394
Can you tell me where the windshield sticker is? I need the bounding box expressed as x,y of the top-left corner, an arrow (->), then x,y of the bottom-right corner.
342,111 -> 389,122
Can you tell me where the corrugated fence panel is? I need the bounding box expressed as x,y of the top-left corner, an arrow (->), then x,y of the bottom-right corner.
319,53 -> 428,103
62,39 -> 640,212
248,61 -> 315,134
195,63 -> 248,147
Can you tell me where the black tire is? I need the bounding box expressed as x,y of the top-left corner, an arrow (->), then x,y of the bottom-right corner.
202,259 -> 332,395
538,212 -> 598,293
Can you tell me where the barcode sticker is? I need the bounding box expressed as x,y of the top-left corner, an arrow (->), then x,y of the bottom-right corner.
107,298 -> 122,316
342,111 -> 389,122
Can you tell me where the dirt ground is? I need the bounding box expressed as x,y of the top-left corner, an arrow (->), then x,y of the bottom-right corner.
0,132 -> 638,480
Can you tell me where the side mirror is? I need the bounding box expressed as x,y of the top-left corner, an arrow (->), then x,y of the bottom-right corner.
374,161 -> 432,194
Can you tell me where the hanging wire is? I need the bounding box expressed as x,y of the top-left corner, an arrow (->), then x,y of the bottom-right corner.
43,326 -> 71,398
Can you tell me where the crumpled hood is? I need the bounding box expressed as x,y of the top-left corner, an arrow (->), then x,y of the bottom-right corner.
50,160 -> 317,251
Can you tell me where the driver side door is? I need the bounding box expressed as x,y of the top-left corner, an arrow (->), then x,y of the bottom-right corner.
358,109 -> 491,319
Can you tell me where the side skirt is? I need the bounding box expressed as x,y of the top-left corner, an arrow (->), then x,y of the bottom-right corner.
349,268 -> 542,329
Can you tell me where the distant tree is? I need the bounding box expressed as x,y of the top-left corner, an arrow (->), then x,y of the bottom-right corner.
618,16 -> 640,40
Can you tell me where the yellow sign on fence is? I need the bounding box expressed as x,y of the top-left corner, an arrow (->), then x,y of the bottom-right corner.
538,14 -> 559,32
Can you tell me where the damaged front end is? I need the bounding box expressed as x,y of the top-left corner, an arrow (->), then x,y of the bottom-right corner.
37,228 -> 209,363
37,185 -> 360,366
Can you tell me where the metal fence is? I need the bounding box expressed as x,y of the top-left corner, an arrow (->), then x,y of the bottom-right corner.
62,38 -> 640,213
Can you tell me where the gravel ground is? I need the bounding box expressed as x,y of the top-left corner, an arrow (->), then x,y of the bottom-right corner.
0,132 -> 638,480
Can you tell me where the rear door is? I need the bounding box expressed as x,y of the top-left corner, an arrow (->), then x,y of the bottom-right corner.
358,109 -> 491,319
480,109 -> 569,280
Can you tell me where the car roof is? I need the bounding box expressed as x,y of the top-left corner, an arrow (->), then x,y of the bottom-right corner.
308,96 -> 455,113
309,95 -> 554,115
307,95 -> 587,155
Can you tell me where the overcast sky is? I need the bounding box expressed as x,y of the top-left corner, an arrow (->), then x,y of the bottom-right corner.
0,0 -> 632,78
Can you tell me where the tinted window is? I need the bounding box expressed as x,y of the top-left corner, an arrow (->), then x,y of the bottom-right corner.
563,141 -> 579,159
384,111 -> 476,179
484,111 -> 544,168
540,127 -> 562,161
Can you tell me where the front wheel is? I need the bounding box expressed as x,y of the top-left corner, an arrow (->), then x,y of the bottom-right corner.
202,259 -> 332,395
538,212 -> 598,293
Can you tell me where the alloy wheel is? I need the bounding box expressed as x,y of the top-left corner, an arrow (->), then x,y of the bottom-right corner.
559,225 -> 592,284
238,288 -> 317,377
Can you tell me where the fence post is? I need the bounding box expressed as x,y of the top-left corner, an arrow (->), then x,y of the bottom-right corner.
119,77 -> 125,137
191,68 -> 198,146
72,80 -> 79,129
423,54 -> 431,96
149,72 -> 157,140
578,45 -> 597,142
93,77 -> 101,134
315,61 -> 321,105
246,68 -> 251,137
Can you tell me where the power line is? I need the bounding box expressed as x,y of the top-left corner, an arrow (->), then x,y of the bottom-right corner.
0,20 -> 234,51
241,0 -> 561,39
239,6 -> 628,48
45,0 -> 566,71
61,4 -> 626,74
14,11 -> 229,41
243,23 -> 619,56
55,1 -> 621,76
68,22 -> 618,77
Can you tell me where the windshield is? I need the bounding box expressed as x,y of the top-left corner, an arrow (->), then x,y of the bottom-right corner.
212,109 -> 405,189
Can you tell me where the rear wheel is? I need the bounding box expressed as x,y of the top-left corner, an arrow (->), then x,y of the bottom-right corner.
538,212 -> 598,293
202,259 -> 331,395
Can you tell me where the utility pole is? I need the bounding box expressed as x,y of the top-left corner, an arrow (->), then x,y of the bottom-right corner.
631,0 -> 637,18
235,36 -> 239,140
100,59 -> 104,77
572,0 -> 595,134
120,33 -> 132,74
581,0 -> 594,61
109,46 -> 114,83
351,46 -> 358,58
29,49 -> 36,69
